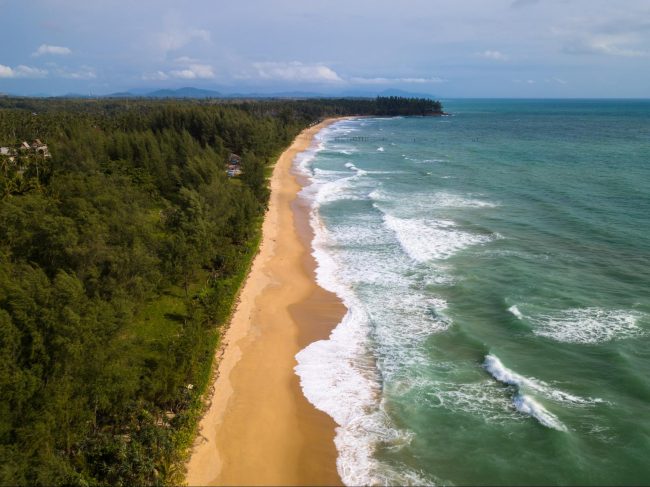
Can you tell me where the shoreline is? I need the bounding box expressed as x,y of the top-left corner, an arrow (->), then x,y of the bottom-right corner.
186,118 -> 347,486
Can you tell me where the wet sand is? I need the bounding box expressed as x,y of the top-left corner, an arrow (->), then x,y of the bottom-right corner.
186,119 -> 346,486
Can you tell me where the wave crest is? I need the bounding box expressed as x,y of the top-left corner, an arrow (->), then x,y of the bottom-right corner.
382,213 -> 492,262
484,354 -> 604,431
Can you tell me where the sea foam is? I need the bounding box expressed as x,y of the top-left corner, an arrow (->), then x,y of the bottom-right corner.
294,202 -> 384,486
508,305 -> 524,320
532,308 -> 643,344
294,122 -> 435,485
372,188 -> 497,212
295,211 -> 434,486
382,213 -> 492,262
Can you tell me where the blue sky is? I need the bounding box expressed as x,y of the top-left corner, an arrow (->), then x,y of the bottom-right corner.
1,0 -> 649,97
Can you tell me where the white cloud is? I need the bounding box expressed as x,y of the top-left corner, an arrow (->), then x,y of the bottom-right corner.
477,50 -> 508,60
0,64 -> 48,78
169,63 -> 215,79
252,62 -> 343,83
0,62 -> 97,80
242,62 -> 443,85
142,61 -> 215,80
169,70 -> 198,79
0,65 -> 13,78
32,44 -> 71,57
350,76 -> 445,84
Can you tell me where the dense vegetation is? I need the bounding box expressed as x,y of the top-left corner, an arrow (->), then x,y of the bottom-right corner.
375,96 -> 443,116
0,96 -> 442,486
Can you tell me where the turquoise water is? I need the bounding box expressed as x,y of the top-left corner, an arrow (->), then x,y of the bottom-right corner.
294,100 -> 650,486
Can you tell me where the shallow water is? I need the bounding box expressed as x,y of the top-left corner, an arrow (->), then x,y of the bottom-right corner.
295,100 -> 650,485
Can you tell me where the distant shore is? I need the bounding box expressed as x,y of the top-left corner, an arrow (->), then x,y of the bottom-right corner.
186,118 -> 347,485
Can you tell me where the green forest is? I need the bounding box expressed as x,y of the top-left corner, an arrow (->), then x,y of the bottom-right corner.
0,96 -> 442,486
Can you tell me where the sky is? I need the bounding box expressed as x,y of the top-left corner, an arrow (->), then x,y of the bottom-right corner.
1,0 -> 649,97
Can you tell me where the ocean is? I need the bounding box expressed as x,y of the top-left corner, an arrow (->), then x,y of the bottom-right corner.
294,100 -> 650,486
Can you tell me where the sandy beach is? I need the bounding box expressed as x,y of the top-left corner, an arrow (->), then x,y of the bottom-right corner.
186,119 -> 346,486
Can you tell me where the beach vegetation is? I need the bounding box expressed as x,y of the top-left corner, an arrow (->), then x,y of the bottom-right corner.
0,95 -> 442,486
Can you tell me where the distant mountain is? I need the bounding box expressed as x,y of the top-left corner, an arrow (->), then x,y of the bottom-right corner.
103,87 -> 222,98
5,86 -> 439,100
145,87 -> 222,98
102,88 -> 342,100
